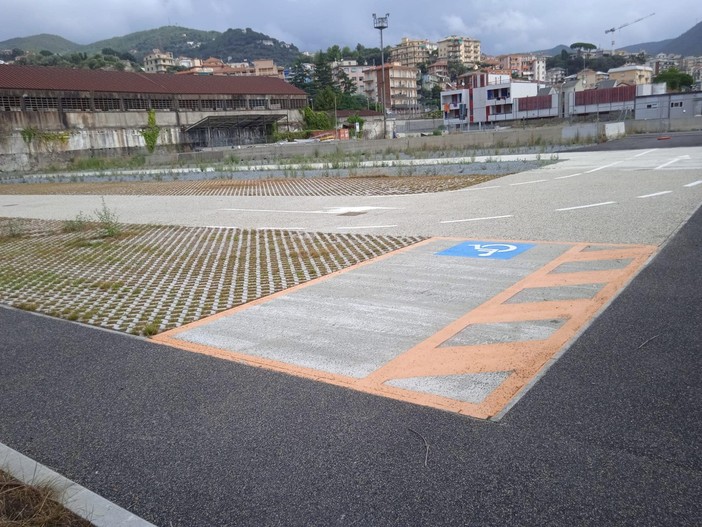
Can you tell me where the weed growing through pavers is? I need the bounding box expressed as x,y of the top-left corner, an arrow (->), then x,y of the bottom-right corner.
62,212 -> 90,233
0,219 -> 24,240
94,197 -> 121,237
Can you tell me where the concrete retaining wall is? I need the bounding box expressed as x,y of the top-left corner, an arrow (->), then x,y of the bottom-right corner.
1,113 -> 700,172
626,116 -> 702,134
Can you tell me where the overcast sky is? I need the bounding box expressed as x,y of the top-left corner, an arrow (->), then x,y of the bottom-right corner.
0,0 -> 699,55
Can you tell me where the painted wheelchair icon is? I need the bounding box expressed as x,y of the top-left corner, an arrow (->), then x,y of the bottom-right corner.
436,241 -> 536,260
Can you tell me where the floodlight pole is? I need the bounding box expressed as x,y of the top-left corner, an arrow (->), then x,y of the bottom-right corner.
373,13 -> 389,139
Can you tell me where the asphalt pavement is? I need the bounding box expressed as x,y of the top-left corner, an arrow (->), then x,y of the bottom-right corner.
1,204 -> 700,525
1,133 -> 701,525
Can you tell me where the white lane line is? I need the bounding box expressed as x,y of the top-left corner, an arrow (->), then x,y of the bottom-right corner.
509,179 -> 547,186
219,206 -> 398,215
585,161 -> 622,173
556,201 -> 616,211
337,224 -> 398,230
440,214 -> 513,224
633,149 -> 657,158
555,173 -> 582,179
637,191 -> 672,199
655,155 -> 690,170
684,180 -> 702,187
654,158 -> 682,170
458,185 -> 502,191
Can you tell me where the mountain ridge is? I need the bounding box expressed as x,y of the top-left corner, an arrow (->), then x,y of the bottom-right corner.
2,21 -> 701,66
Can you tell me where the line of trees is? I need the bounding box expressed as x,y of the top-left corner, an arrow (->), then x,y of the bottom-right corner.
11,48 -> 139,70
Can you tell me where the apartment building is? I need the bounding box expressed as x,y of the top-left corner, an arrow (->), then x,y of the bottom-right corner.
546,67 -> 566,85
178,58 -> 284,79
497,54 -> 546,81
332,60 -> 365,94
607,65 -> 653,85
363,63 -> 419,112
390,38 -> 436,68
441,72 -> 540,127
576,68 -> 609,88
648,54 -> 682,76
143,49 -> 175,73
437,36 -> 481,66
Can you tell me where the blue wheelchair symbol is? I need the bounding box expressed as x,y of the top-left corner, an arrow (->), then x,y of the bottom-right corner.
437,241 -> 535,260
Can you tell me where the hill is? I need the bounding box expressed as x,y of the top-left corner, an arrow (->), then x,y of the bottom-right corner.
621,21 -> 702,56
198,28 -> 300,65
0,33 -> 82,54
83,26 -> 221,57
532,44 -> 572,56
0,26 -> 302,67
660,21 -> 702,55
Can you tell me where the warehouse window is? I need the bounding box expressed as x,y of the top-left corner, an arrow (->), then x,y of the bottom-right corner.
61,97 -> 91,111
24,96 -> 58,110
94,98 -> 121,111
0,95 -> 21,111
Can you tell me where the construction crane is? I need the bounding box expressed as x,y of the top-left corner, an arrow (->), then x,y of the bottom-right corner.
605,12 -> 655,54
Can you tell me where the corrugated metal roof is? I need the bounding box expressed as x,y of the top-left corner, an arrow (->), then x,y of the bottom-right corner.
0,65 -> 307,96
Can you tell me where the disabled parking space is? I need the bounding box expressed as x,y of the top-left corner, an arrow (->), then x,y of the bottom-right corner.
154,238 -> 656,419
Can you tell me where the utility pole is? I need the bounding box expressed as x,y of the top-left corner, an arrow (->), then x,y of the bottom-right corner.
373,13 -> 389,139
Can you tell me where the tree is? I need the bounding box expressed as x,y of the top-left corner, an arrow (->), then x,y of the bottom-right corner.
290,58 -> 311,92
570,42 -> 596,71
326,45 -> 342,62
314,86 -> 337,111
335,69 -> 356,95
338,93 -> 370,111
302,106 -> 332,130
570,42 -> 596,53
654,68 -> 694,91
447,60 -> 468,82
345,113 -> 365,136
311,51 -> 334,98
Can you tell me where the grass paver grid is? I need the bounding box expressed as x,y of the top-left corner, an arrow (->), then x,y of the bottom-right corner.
0,218 -> 422,336
0,174 -> 500,197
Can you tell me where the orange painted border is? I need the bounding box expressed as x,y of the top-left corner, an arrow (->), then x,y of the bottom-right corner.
153,238 -> 657,419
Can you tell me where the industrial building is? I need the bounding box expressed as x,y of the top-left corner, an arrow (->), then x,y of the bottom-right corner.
0,64 -> 308,170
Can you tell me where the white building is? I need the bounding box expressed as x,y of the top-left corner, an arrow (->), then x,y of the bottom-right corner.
442,72 -> 545,128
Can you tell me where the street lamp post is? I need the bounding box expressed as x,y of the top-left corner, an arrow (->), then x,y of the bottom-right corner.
373,13 -> 389,139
